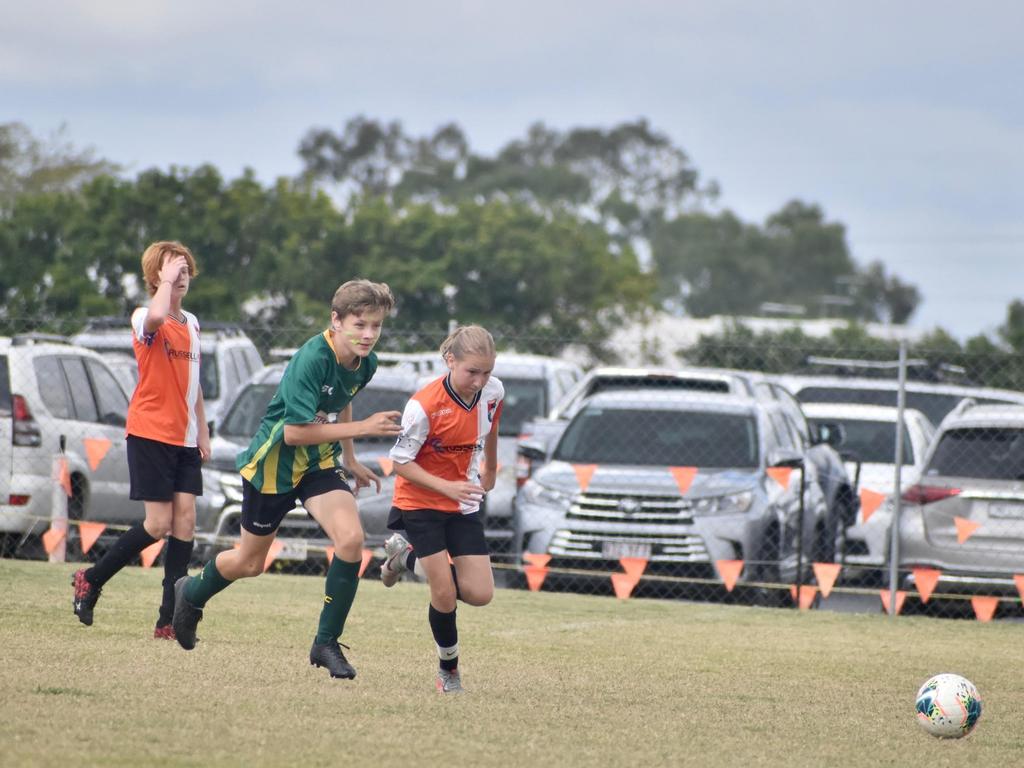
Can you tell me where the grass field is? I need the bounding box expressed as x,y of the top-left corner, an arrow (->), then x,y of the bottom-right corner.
1,559 -> 1022,767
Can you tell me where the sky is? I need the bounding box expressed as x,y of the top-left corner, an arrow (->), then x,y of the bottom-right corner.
3,0 -> 1022,341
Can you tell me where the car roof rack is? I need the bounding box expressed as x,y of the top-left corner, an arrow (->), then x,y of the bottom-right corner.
12,332 -> 70,346
802,355 -> 971,384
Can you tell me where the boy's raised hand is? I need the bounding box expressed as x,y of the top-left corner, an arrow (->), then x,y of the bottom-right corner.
158,254 -> 188,285
362,411 -> 403,437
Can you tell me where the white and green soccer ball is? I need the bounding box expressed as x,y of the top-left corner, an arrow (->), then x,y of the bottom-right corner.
915,673 -> 982,738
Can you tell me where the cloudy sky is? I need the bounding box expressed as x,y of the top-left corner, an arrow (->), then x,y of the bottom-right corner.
4,1 -> 1022,340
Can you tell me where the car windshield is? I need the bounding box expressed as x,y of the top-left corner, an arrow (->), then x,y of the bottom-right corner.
352,387 -> 414,441
808,418 -> 913,464
219,384 -> 276,439
926,427 -> 1024,480
796,387 -> 964,424
497,377 -> 546,436
554,407 -> 759,468
200,353 -> 218,400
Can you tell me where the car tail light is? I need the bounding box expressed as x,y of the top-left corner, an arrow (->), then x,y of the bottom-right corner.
8,494 -> 30,505
901,484 -> 961,505
515,454 -> 533,488
12,395 -> 42,447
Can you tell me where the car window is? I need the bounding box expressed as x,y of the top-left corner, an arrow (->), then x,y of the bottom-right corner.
0,355 -> 10,415
33,356 -> 73,419
218,383 -> 277,440
926,427 -> 1024,480
555,369 -> 578,399
555,407 -> 759,468
200,351 -> 219,400
61,357 -> 99,423
768,412 -> 795,450
86,359 -> 129,427
795,387 -> 962,425
809,417 -> 913,464
496,377 -> 547,437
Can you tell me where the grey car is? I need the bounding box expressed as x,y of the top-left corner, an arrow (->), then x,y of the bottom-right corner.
898,401 -> 1024,599
195,363 -> 417,563
515,390 -> 829,599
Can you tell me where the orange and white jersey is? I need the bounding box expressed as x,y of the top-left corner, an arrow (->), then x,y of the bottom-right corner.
391,375 -> 504,514
125,307 -> 202,447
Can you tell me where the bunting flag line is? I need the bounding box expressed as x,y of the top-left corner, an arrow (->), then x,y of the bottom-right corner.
325,546 -> 335,565
971,596 -> 998,622
523,553 -> 552,568
669,466 -> 697,495
765,467 -> 793,489
572,464 -> 597,493
358,548 -> 373,577
83,438 -> 112,471
954,517 -> 981,544
376,457 -> 394,477
880,589 -> 906,616
911,567 -> 941,604
42,526 -> 66,556
78,521 -> 107,555
611,572 -> 638,600
619,557 -> 647,580
1015,574 -> 1024,603
811,562 -> 841,598
524,565 -> 549,592
859,489 -> 886,523
262,539 -> 284,572
140,539 -> 165,568
715,559 -> 744,593
789,584 -> 818,610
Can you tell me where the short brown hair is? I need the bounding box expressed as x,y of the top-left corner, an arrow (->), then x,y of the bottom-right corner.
141,241 -> 199,296
440,325 -> 495,361
331,279 -> 395,319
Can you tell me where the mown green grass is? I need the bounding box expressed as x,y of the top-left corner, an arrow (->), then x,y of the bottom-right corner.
1,558 -> 1022,767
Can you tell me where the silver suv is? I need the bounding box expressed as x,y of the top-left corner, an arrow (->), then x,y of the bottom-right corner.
0,335 -> 140,556
515,390 -> 830,598
72,319 -> 263,425
898,401 -> 1024,599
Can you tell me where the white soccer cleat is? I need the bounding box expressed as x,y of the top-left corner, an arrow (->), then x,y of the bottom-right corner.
380,533 -> 411,588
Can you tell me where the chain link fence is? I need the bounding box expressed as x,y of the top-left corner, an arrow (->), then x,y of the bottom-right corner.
3,315 -> 1024,622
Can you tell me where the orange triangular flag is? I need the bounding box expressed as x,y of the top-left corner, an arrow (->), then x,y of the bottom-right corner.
523,553 -> 551,568
359,548 -> 373,577
619,557 -> 647,580
789,585 -> 818,610
42,526 -> 66,555
812,562 -> 841,598
954,517 -> 981,544
377,457 -> 394,477
971,596 -> 999,622
83,437 -> 112,471
78,521 -> 106,555
611,572 -> 638,600
879,589 -> 906,616
766,467 -> 792,489
669,466 -> 697,495
140,539 -> 165,568
524,565 -> 548,591
262,539 -> 284,572
56,458 -> 72,497
573,464 -> 597,492
325,546 -> 335,565
1014,574 -> 1024,602
716,559 -> 744,592
859,489 -> 886,523
912,567 -> 941,604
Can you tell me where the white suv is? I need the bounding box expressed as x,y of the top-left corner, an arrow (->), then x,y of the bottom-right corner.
0,335 -> 141,556
72,319 -> 263,425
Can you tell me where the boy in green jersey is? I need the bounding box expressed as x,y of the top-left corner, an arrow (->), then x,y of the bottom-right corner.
172,279 -> 402,679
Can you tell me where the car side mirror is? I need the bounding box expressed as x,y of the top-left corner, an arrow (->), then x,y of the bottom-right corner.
517,440 -> 548,463
813,421 -> 845,448
767,448 -> 804,469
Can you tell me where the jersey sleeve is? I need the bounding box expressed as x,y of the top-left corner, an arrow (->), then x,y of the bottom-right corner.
131,307 -> 157,346
389,398 -> 429,464
282,350 -> 328,425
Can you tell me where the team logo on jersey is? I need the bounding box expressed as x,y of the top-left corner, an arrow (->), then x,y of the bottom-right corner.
163,338 -> 199,362
487,399 -> 498,422
349,385 -> 359,395
322,385 -> 334,395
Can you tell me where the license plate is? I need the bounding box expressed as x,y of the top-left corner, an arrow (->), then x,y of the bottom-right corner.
277,538 -> 310,561
989,502 -> 1024,519
601,541 -> 652,560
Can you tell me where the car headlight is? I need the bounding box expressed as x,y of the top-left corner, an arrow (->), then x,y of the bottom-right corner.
522,480 -> 573,508
692,490 -> 754,516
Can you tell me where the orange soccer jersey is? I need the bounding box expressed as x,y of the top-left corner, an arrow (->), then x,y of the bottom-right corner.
125,308 -> 202,447
390,375 -> 504,513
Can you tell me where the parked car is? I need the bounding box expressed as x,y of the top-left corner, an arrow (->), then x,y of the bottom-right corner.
515,390 -> 830,600
0,334 -> 141,556
481,354 -> 584,556
194,363 -> 418,563
776,373 -> 1024,427
802,403 -> 935,573
72,318 -> 263,426
897,401 -> 1024,602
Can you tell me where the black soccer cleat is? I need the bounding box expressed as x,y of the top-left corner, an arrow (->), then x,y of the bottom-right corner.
171,576 -> 203,650
310,640 -> 357,679
72,569 -> 101,626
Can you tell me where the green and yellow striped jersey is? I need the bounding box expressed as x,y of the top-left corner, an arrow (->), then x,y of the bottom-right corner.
237,330 -> 378,494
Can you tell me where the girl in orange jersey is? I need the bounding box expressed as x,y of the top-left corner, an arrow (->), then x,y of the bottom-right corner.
381,325 -> 504,693
72,241 -> 210,638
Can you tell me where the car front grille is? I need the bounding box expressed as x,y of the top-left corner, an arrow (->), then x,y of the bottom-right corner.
567,492 -> 694,524
548,528 -> 709,563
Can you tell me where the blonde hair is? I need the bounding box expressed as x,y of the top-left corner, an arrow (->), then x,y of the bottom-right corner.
331,279 -> 395,319
141,241 -> 199,296
440,325 -> 495,362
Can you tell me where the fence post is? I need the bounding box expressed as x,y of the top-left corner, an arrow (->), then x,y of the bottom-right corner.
887,340 -> 908,617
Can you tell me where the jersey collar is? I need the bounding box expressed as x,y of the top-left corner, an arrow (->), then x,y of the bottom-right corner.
322,329 -> 361,371
443,374 -> 480,412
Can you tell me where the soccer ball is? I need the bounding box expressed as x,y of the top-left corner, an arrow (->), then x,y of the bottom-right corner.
915,673 -> 982,738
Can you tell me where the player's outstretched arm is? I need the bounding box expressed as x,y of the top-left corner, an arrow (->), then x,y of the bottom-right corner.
282,410 -> 402,446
